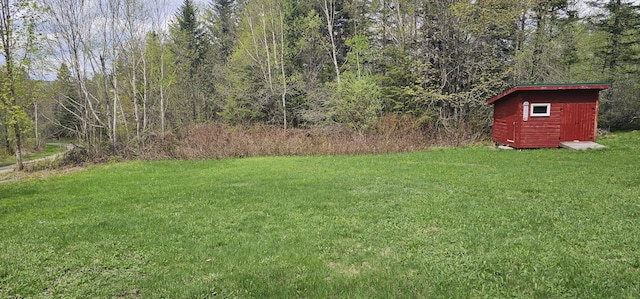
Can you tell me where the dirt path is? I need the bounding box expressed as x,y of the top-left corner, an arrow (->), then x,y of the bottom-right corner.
0,143 -> 73,174
0,165 -> 13,174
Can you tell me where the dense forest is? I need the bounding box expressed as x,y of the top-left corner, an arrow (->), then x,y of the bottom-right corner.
1,0 -> 639,167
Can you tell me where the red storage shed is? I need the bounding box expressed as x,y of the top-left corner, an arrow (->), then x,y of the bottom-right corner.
487,83 -> 610,149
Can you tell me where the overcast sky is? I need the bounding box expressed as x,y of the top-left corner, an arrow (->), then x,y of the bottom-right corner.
166,0 -> 207,16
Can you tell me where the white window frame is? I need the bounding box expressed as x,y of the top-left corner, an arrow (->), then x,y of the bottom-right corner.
530,103 -> 551,117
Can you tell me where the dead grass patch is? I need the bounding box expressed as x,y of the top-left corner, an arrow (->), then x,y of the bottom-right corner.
327,261 -> 374,278
0,166 -> 86,183
170,115 -> 486,160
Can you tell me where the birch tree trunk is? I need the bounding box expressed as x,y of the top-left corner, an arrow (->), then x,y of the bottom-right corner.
321,0 -> 341,83
278,8 -> 287,129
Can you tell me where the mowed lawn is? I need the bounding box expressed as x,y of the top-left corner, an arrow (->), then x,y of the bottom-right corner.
1,132 -> 639,298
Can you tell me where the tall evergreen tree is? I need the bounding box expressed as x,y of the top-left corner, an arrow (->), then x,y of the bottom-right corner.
589,0 -> 640,75
52,63 -> 81,138
589,0 -> 640,130
208,0 -> 236,61
514,0 -> 579,83
170,0 -> 211,122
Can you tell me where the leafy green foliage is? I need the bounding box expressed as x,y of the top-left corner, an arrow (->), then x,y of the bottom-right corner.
589,0 -> 640,73
0,0 -> 44,169
144,31 -> 177,133
2,0 -> 639,158
330,74 -> 382,130
588,0 -> 640,130
207,0 -> 237,62
170,0 -> 212,122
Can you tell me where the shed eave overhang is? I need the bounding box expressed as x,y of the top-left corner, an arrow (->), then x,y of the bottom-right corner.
486,83 -> 611,105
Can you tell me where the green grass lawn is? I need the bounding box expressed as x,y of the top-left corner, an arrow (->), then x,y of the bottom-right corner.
1,132 -> 639,298
0,144 -> 67,167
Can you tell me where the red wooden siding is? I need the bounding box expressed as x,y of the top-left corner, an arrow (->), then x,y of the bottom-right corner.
487,84 -> 609,149
492,94 -> 518,145
560,103 -> 597,141
518,101 -> 562,148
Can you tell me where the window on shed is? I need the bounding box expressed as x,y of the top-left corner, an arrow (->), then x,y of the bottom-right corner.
530,103 -> 551,117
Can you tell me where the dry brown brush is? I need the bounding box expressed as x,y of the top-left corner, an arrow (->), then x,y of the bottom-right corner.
163,115 -> 487,160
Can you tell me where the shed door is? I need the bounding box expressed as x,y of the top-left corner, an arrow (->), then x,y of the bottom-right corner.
561,104 -> 595,141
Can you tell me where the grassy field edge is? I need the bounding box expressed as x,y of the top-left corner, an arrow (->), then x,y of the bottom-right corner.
1,132 -> 639,298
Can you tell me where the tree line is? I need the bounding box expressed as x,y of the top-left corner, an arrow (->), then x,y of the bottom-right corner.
1,0 -> 639,168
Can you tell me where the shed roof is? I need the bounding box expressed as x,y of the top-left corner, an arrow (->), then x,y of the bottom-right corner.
487,83 -> 611,105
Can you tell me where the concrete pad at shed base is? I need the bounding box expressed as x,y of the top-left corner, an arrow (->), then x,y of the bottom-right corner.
497,145 -> 514,150
560,141 -> 606,150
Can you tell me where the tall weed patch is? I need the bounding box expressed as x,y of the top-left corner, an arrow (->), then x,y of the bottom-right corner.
175,115 -> 487,159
